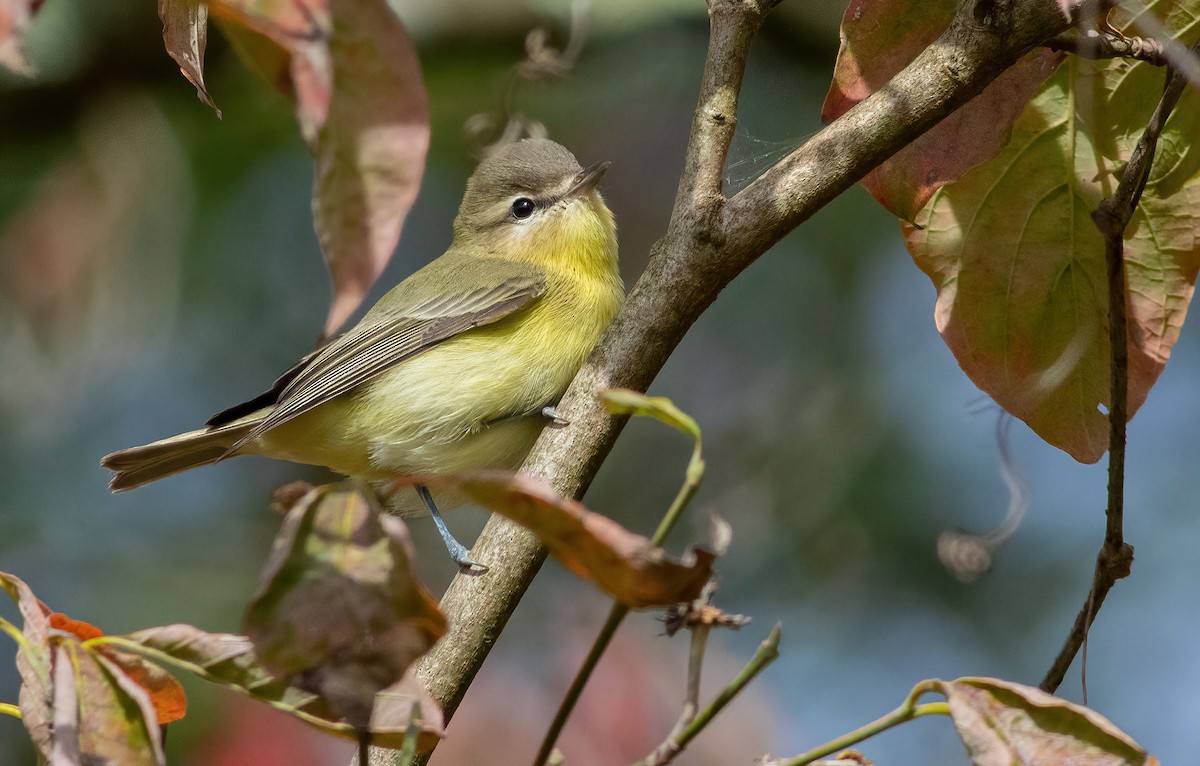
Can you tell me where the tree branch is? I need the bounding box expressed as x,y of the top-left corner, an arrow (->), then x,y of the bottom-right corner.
1039,40 -> 1198,694
1046,31 -> 1166,64
377,1 -> 1075,763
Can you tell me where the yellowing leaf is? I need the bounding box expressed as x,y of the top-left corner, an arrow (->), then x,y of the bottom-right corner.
937,677 -> 1154,766
416,472 -> 715,608
822,0 -> 1063,221
602,388 -> 701,441
905,34 -> 1200,462
602,388 -> 704,486
244,485 -> 446,731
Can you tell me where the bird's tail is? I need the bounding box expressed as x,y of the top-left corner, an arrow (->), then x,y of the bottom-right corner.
101,420 -> 258,491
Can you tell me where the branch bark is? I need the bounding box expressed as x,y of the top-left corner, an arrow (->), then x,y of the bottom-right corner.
369,0 -> 1075,762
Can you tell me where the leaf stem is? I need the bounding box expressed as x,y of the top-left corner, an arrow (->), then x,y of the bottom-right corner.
769,681 -> 948,766
0,702 -> 20,719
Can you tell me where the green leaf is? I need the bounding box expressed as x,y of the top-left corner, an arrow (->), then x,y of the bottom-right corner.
904,6 -> 1200,462
936,677 -> 1155,766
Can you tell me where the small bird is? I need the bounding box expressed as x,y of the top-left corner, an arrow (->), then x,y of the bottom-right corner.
102,138 -> 623,570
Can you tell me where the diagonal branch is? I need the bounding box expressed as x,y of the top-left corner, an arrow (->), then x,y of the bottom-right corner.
382,1 -> 1075,763
1040,39 -> 1198,694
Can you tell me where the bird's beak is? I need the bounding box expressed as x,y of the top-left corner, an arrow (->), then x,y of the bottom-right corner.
565,161 -> 611,199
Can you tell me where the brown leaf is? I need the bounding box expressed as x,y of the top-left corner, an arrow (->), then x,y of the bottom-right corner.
159,0 -> 221,116
938,677 -> 1154,765
211,0 -> 332,141
121,624 -> 444,749
244,485 -> 446,731
314,0 -> 429,337
416,473 -> 716,608
0,0 -> 42,75
821,0 -> 1062,221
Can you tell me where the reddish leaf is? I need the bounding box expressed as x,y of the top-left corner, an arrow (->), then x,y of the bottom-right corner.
99,648 -> 189,726
121,624 -> 444,749
314,0 -> 429,337
415,473 -> 716,608
48,613 -> 187,725
159,0 -> 221,116
0,0 -> 41,75
822,0 -> 1062,221
211,0 -> 332,141
49,613 -> 104,642
244,485 -> 446,731
935,677 -> 1155,765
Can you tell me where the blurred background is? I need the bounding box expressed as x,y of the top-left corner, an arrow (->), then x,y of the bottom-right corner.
2,0 -> 1198,763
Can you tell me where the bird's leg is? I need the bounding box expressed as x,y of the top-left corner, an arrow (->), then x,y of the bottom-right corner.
416,484 -> 486,573
542,406 -> 569,428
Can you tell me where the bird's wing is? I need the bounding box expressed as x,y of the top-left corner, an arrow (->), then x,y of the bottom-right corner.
224,266 -> 546,452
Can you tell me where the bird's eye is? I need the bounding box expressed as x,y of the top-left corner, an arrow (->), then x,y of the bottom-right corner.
511,197 -> 536,219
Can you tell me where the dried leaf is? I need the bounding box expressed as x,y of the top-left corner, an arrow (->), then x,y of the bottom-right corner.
418,473 -> 716,608
244,486 -> 446,731
822,0 -> 1062,221
118,624 -> 444,749
0,0 -> 41,75
159,0 -> 221,116
211,0 -> 332,141
936,677 -> 1154,765
314,0 -> 429,337
905,17 -> 1200,462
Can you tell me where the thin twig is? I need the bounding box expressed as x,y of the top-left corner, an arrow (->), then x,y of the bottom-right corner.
1046,31 -> 1165,63
637,623 -> 781,766
532,603 -> 627,766
532,446 -> 703,766
1040,38 -> 1199,694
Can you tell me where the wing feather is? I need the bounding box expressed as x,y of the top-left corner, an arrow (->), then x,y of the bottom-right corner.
226,273 -> 545,452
